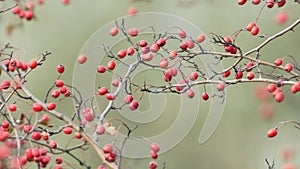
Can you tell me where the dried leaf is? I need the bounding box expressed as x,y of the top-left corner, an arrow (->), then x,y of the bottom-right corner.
103,122 -> 118,135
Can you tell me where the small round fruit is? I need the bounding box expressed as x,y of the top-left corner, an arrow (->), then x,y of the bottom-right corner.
267,128 -> 277,138
77,54 -> 87,64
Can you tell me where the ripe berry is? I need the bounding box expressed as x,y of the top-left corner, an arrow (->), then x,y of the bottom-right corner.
276,11 -> 288,25
96,125 -> 106,135
127,47 -> 135,55
267,84 -> 277,93
112,78 -> 120,87
247,72 -> 255,80
49,140 -> 57,149
84,111 -> 94,122
129,100 -> 139,110
106,93 -> 115,100
159,58 -> 168,69
252,0 -> 261,5
117,49 -> 127,58
217,83 -> 225,91
277,0 -> 286,7
124,95 -> 133,104
267,128 -> 277,138
180,41 -> 188,51
12,6 -> 21,14
62,0 -> 70,4
25,10 -> 34,20
235,71 -> 243,79
178,29 -> 187,39
107,60 -> 116,70
1,121 -> 9,129
8,104 -> 17,112
238,0 -> 247,5
150,142 -> 160,153
266,0 -> 275,8
138,40 -> 148,47
196,34 -> 206,43
274,92 -> 284,102
186,89 -> 195,98
202,93 -> 209,101
56,64 -> 65,73
77,54 -> 87,64
223,70 -> 231,78
31,132 -> 41,140
169,50 -> 178,60
98,87 -> 108,95
47,102 -> 56,110
148,161 -> 158,169
284,63 -> 293,72
60,86 -> 67,94
150,44 -> 160,53
32,103 -> 43,112
110,27 -> 119,36
55,80 -> 64,87
97,65 -> 106,73
103,144 -> 113,154
274,58 -> 283,66
251,26 -> 260,35
63,127 -> 73,134
156,38 -> 166,47
128,6 -> 137,16
29,59 -> 38,69
151,153 -> 158,159
56,157 -> 63,164
247,22 -> 256,31
1,80 -> 10,89
190,72 -> 198,81
52,89 -> 60,98
128,28 -> 139,36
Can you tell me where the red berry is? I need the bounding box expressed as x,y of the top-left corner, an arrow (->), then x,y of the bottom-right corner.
112,78 -> 120,87
117,49 -> 127,58
84,111 -> 94,122
169,50 -> 178,60
52,89 -> 60,98
277,0 -> 286,7
274,92 -> 284,102
32,103 -> 43,112
77,54 -> 87,64
1,80 -> 10,89
252,0 -> 261,5
180,41 -> 188,51
223,70 -> 231,78
251,26 -> 260,35
217,83 -> 225,91
247,72 -> 255,80
148,161 -> 157,169
129,100 -> 139,110
196,34 -> 206,43
128,6 -> 137,16
96,125 -> 106,135
235,71 -> 243,79
151,153 -> 158,159
267,84 -> 277,93
63,127 -> 73,134
159,58 -> 168,69
274,58 -> 283,66
110,27 -> 119,36
238,0 -> 247,5
106,93 -> 115,100
284,63 -> 293,72
49,140 -> 57,149
138,40 -> 148,47
266,0 -> 275,8
156,38 -> 166,47
56,64 -> 65,73
202,93 -> 209,101
103,144 -> 113,153
56,157 -> 63,164
97,65 -> 106,73
267,128 -> 277,138
124,95 -> 133,104
8,104 -> 17,112
31,132 -> 41,140
107,60 -> 116,70
98,87 -> 108,95
178,29 -> 187,39
29,59 -> 38,69
276,11 -> 288,25
25,10 -> 33,20
60,86 -> 67,94
127,47 -> 135,55
55,80 -> 64,87
186,89 -> 195,98
150,142 -> 160,153
128,28 -> 139,36
150,44 -> 160,53
190,72 -> 198,81
62,0 -> 70,4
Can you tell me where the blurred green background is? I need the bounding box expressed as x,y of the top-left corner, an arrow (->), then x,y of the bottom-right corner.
1,0 -> 300,169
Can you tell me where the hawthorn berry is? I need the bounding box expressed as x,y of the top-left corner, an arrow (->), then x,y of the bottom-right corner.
156,38 -> 166,47
124,95 -> 133,104
106,93 -> 115,100
128,28 -> 139,36
1,121 -> 9,129
277,0 -> 286,7
117,49 -> 127,58
148,161 -> 158,169
267,84 -> 277,93
251,26 -> 260,35
150,142 -> 160,153
186,89 -> 195,98
29,59 -> 38,69
190,72 -> 198,81
150,44 -> 160,53
77,54 -> 88,64
31,132 -> 41,140
266,0 -> 275,8
63,127 -> 73,134
202,93 -> 209,101
128,6 -> 137,16
252,0 -> 261,5
196,34 -> 206,43
107,60 -> 116,70
12,6 -> 21,14
217,83 -> 225,91
103,143 -> 113,154
56,64 -> 65,73
169,50 -> 178,60
98,87 -> 108,95
223,70 -> 231,78
235,71 -> 243,79
274,58 -> 283,66
151,152 -> 158,159
8,104 -> 17,112
32,103 -> 43,112
52,89 -> 60,98
129,100 -> 139,110
127,47 -> 135,55
60,86 -> 67,94
49,140 -> 57,149
284,63 -> 293,72
25,10 -> 34,20
96,125 -> 106,135
274,92 -> 284,102
110,27 -> 119,36
178,29 -> 187,39
276,11 -> 288,25
56,157 -> 63,164
1,80 -> 10,89
62,0 -> 70,5
267,128 -> 277,138
247,72 -> 255,80
238,0 -> 247,5
97,65 -> 106,73
159,58 -> 168,69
